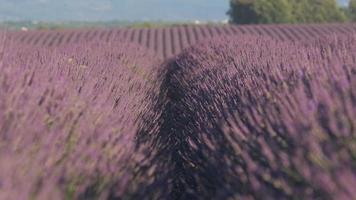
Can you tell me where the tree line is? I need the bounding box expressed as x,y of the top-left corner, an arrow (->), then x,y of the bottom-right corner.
228,0 -> 356,24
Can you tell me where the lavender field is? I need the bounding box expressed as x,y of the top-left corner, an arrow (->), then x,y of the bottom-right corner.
0,24 -> 356,200
9,24 -> 356,58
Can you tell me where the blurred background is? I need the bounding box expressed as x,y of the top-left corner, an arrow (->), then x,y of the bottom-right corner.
0,0 -> 355,30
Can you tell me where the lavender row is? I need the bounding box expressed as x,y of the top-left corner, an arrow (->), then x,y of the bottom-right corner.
145,35 -> 356,199
0,38 -> 163,199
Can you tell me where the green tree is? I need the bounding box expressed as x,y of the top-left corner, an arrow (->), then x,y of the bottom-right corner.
228,0 -> 293,24
291,0 -> 347,23
254,0 -> 295,23
228,0 -> 347,24
349,0 -> 356,21
228,0 -> 259,24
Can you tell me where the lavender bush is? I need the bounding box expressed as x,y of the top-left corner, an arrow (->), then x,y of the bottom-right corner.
151,35 -> 356,199
0,38 -> 162,199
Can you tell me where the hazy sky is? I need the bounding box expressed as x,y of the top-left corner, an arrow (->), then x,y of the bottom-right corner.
340,0 -> 349,6
0,0 -> 230,22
